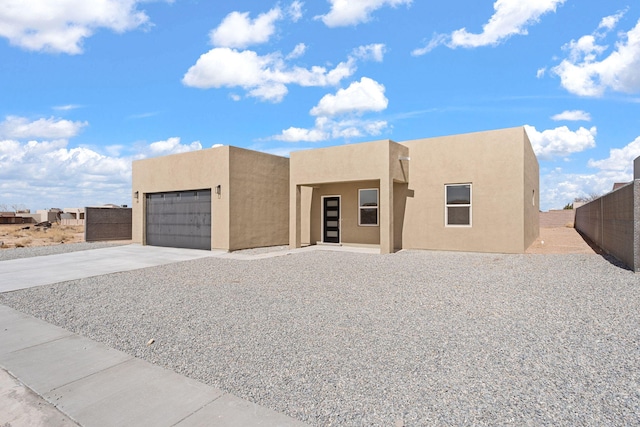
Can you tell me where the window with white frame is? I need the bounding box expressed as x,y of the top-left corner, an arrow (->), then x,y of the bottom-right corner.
445,184 -> 472,226
358,188 -> 379,226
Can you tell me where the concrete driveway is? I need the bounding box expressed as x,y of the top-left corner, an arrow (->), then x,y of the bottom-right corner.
0,244 -> 221,293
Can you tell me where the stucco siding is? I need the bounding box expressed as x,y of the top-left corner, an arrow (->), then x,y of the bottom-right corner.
290,140 -> 390,185
228,147 -> 290,251
290,140 -> 408,253
523,128 -> 540,249
132,146 -> 230,249
400,127 -> 528,253
307,181 -> 381,245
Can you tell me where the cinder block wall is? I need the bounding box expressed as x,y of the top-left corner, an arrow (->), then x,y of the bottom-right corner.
575,182 -> 637,270
85,208 -> 132,242
539,210 -> 575,228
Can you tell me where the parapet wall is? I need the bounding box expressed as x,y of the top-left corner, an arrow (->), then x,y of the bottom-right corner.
85,207 -> 132,242
575,181 -> 639,271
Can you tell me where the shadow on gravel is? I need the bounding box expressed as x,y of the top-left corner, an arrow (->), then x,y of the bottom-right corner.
576,230 -> 633,271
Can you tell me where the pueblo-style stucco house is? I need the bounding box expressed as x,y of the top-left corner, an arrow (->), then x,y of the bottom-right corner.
132,145 -> 289,251
132,127 -> 539,254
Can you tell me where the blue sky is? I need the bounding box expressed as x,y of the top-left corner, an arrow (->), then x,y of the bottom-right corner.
1,0 -> 639,212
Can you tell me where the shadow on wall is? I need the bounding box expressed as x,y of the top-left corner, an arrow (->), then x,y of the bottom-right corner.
574,229 -> 633,271
574,159 -> 640,272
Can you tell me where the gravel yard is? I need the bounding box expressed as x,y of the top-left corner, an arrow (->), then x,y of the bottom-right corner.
1,247 -> 640,426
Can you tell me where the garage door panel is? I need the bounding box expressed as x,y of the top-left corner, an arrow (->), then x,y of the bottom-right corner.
145,190 -> 211,250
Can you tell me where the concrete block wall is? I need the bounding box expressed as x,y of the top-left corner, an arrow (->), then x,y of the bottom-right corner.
539,210 -> 575,228
575,182 -> 637,271
60,219 -> 85,226
85,207 -> 132,242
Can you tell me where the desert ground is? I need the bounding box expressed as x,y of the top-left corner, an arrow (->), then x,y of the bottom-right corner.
0,222 -> 596,254
0,224 -> 85,249
525,226 -> 598,254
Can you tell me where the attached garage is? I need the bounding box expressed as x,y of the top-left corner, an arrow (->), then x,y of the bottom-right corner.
145,189 -> 211,250
132,145 -> 289,252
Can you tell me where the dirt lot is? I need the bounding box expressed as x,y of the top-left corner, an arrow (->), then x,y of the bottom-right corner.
526,226 -> 599,254
0,224 -> 85,249
0,222 -> 596,254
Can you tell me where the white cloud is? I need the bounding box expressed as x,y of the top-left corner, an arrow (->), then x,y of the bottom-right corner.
0,112 -> 205,210
0,0 -> 152,54
598,9 -> 627,32
209,7 -> 282,49
145,137 -> 202,157
536,68 -> 546,78
552,17 -> 640,96
551,110 -> 592,122
310,77 -> 388,117
0,116 -> 87,139
587,136 -> 640,172
273,77 -> 389,142
273,116 -> 388,142
53,104 -> 83,111
288,1 -> 304,22
182,47 -> 357,102
0,138 -> 132,208
352,44 -> 386,62
411,34 -> 447,56
319,0 -> 412,27
525,124 -> 596,161
275,126 -> 327,142
540,136 -> 640,210
286,43 -> 307,60
413,0 -> 565,54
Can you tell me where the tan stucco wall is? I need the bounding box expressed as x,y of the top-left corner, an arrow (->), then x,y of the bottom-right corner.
400,127 -> 536,254
306,181 -> 381,245
228,147 -> 290,251
133,127 -> 538,254
132,146 -> 289,251
290,140 -> 408,253
523,129 -> 540,250
132,146 -> 230,249
291,140 -> 386,184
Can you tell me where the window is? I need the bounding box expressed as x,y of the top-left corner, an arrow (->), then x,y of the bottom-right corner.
445,184 -> 471,226
359,189 -> 379,226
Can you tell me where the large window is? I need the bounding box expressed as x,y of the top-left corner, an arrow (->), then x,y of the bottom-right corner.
359,188 -> 379,226
445,184 -> 472,226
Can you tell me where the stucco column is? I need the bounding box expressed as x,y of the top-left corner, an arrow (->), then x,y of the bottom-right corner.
380,178 -> 394,254
290,184 -> 301,249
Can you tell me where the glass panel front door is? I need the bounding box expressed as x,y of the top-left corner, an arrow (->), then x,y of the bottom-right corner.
323,197 -> 340,243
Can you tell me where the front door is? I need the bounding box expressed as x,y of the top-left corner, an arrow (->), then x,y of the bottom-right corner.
323,197 -> 340,243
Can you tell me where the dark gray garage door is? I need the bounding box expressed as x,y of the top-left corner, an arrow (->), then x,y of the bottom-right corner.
146,189 -> 211,250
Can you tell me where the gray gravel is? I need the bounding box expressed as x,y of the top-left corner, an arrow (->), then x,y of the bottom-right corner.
1,249 -> 640,426
0,241 -> 129,261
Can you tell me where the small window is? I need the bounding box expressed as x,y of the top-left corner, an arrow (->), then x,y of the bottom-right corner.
445,184 -> 471,226
359,189 -> 379,226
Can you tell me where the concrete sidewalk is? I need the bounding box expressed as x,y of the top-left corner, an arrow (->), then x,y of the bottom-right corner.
0,244 -> 312,426
0,304 -> 306,426
0,243 -> 382,426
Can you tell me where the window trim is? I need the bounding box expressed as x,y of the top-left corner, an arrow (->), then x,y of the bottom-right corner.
445,183 -> 472,227
358,188 -> 379,227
